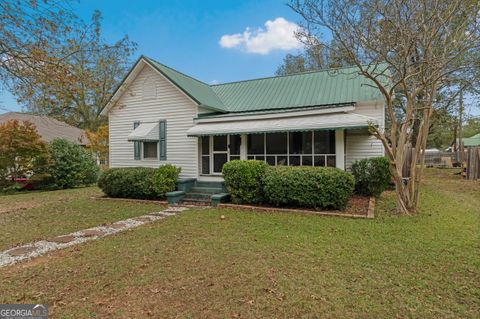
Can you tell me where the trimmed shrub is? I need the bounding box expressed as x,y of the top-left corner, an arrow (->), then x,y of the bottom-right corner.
152,164 -> 181,198
48,138 -> 99,189
98,165 -> 180,199
351,157 -> 391,197
263,166 -> 355,210
222,160 -> 268,204
98,167 -> 158,199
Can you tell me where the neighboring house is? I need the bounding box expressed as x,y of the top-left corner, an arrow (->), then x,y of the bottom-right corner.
463,133 -> 480,147
0,112 -> 87,146
101,56 -> 385,181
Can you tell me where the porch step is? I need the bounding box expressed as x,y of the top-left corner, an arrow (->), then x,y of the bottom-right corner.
195,181 -> 225,190
181,197 -> 211,204
183,192 -> 212,200
190,186 -> 223,194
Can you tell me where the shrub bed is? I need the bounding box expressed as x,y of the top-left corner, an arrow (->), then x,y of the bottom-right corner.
351,157 -> 391,197
222,160 -> 268,204
263,166 -> 355,210
98,165 -> 180,199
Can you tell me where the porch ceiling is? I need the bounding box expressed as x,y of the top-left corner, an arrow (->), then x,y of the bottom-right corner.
186,112 -> 378,136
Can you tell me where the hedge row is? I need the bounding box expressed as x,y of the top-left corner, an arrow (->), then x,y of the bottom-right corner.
264,166 -> 355,210
97,164 -> 180,199
222,160 -> 355,210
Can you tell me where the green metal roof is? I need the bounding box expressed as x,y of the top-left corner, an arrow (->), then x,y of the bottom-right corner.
143,57 -> 228,112
464,133 -> 480,147
212,66 -> 386,113
141,56 -> 387,114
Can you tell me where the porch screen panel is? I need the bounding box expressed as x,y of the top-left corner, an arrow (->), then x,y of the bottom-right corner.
213,135 -> 228,173
229,135 -> 241,161
246,130 -> 337,168
266,132 -> 287,165
247,134 -> 264,154
313,130 -> 336,167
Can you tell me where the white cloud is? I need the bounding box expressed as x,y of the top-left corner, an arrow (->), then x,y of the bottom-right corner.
219,17 -> 303,54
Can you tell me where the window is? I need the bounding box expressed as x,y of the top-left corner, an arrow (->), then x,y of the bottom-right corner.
143,142 -> 158,159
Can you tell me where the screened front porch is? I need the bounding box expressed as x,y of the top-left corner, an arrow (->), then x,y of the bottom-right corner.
199,129 -> 344,176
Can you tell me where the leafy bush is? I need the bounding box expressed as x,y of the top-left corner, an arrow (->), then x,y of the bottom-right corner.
222,160 -> 268,204
29,173 -> 57,191
48,138 -> 99,189
263,166 -> 355,210
98,165 -> 180,199
152,164 -> 181,197
351,157 -> 391,197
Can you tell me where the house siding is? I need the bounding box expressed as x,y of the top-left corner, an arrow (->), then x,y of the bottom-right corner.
108,64 -> 198,178
345,100 -> 385,169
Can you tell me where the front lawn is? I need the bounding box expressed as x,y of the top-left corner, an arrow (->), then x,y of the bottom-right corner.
0,187 -> 164,250
0,169 -> 478,318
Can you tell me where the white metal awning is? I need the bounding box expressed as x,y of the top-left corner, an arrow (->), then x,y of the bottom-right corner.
127,122 -> 159,141
187,112 -> 378,136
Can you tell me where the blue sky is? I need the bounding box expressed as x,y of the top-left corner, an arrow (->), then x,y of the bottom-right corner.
0,0 -> 478,116
1,0 -> 304,113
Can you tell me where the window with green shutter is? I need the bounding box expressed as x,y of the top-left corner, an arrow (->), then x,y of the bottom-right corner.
133,121 -> 140,160
159,120 -> 166,160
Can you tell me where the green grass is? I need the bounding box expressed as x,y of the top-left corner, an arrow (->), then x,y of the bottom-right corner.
0,169 -> 479,318
0,187 -> 164,250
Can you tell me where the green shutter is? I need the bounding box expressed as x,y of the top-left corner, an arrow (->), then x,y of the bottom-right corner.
159,120 -> 166,160
133,121 -> 140,160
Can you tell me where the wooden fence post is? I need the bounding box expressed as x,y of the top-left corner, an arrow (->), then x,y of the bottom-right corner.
466,147 -> 480,180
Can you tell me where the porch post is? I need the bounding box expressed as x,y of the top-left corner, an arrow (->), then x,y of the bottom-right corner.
240,134 -> 248,160
335,129 -> 345,170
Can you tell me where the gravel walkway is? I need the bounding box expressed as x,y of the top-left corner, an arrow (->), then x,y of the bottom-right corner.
0,205 -> 191,268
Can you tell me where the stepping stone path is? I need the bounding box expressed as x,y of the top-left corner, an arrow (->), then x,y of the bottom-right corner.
0,205 -> 192,268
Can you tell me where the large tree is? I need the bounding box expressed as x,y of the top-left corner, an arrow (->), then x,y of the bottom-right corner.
0,0 -> 77,87
289,0 -> 480,214
0,1 -> 136,130
276,40 -> 350,75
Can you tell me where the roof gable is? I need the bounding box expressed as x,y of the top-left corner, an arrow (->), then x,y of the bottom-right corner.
143,57 -> 228,112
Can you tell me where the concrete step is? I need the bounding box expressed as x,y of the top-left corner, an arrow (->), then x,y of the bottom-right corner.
184,192 -> 211,200
181,197 -> 211,204
190,186 -> 223,194
195,181 -> 225,189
